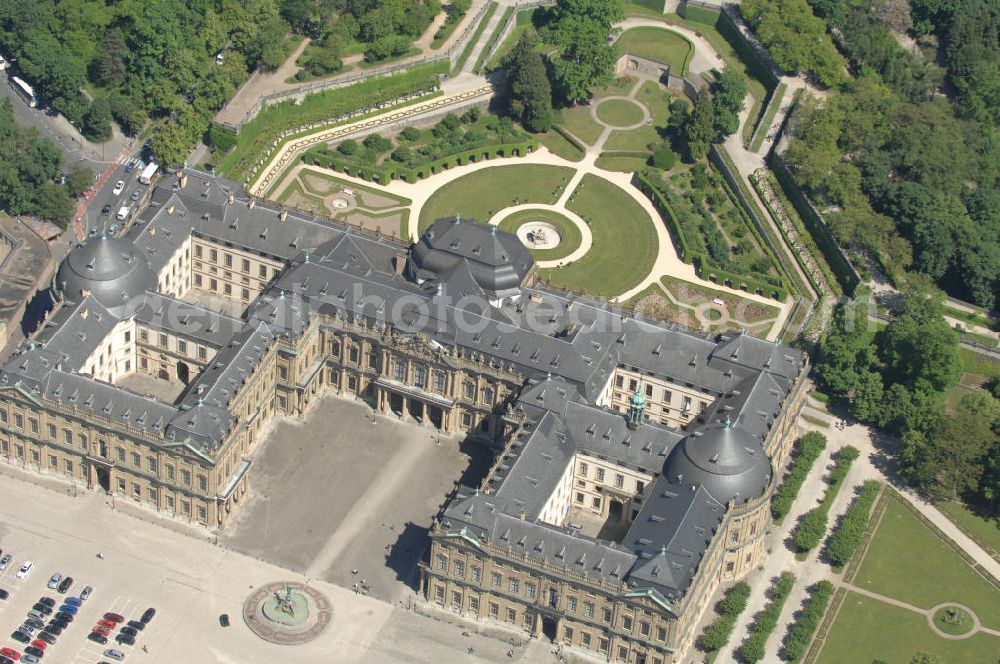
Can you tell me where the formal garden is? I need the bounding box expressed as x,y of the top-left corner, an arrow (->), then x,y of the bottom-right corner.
811,491 -> 1000,664
495,209 -> 583,263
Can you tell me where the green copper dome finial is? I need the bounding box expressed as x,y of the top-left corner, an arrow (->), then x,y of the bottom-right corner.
627,382 -> 647,429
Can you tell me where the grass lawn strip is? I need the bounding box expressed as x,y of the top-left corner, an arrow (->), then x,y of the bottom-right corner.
554,105 -> 604,146
497,209 -> 583,262
595,98 -> 645,127
595,153 -> 649,173
854,492 -> 1000,631
541,174 -> 657,299
816,593 -> 1000,664
539,130 -> 585,162
418,164 -> 575,232
277,180 -> 327,216
616,26 -> 694,75
936,501 -> 1000,564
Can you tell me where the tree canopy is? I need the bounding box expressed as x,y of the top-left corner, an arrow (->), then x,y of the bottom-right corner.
504,35 -> 553,133
541,0 -> 622,105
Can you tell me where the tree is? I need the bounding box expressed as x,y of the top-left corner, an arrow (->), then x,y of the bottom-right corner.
338,140 -> 358,156
649,146 -> 676,170
712,69 -> 747,138
82,99 -> 113,142
34,181 -> 73,226
683,90 -> 715,160
505,35 -> 553,132
933,392 -> 998,499
544,1 -> 622,105
390,145 -> 412,163
65,162 -> 93,198
400,126 -> 421,142
794,507 -> 827,552
92,28 -> 127,87
877,293 -> 961,393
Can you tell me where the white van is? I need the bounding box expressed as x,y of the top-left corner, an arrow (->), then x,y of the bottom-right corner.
116,206 -> 130,221
16,560 -> 33,579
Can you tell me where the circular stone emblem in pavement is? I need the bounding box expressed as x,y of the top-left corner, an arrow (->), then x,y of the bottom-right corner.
244,581 -> 332,644
516,221 -> 562,250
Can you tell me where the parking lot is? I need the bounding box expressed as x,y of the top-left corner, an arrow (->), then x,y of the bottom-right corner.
221,397 -> 493,605
0,457 -> 559,664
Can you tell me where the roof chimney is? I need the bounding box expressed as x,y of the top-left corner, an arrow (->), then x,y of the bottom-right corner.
279,210 -> 288,223
178,173 -> 188,188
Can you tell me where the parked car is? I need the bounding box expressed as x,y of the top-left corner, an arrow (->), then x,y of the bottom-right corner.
36,632 -> 54,645
104,613 -> 124,624
57,604 -> 77,615
104,649 -> 125,661
79,586 -> 93,602
119,626 -> 137,637
9,632 -> 29,644
43,624 -> 62,636
23,619 -> 44,631
0,656 -> 14,664
45,573 -> 61,590
97,619 -> 116,629
125,620 -> 144,631
0,648 -> 18,660
112,180 -> 125,196
16,624 -> 34,635
27,641 -> 45,652
130,189 -> 140,201
124,159 -> 136,174
16,562 -> 33,579
37,598 -> 55,608
100,204 -> 111,216
140,607 -> 155,624
0,553 -> 12,570
30,604 -> 51,615
92,625 -> 110,636
0,588 -> 8,600
19,657 -> 37,664
53,612 -> 73,623
219,613 -> 230,627
87,632 -> 107,645
114,633 -> 134,647
21,648 -> 42,659
56,578 -> 72,594
63,597 -> 81,607
25,610 -> 44,622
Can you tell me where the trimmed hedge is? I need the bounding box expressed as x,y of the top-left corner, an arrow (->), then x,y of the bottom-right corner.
697,581 -> 752,653
826,480 -> 882,567
737,571 -> 796,663
793,446 -> 860,553
304,137 -> 539,185
771,432 -> 827,520
681,3 -> 722,25
217,63 -> 446,182
784,580 -> 834,662
635,169 -> 789,301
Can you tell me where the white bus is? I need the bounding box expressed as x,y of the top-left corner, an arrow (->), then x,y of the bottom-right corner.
11,76 -> 37,108
138,161 -> 158,185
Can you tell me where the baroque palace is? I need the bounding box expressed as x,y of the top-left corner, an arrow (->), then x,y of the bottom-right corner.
0,169 -> 807,663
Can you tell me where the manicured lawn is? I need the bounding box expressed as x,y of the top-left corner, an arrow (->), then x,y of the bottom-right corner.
595,98 -> 645,127
497,209 -> 582,262
604,81 -> 673,152
854,494 -> 1000,630
541,174 -> 657,298
818,593 -> 1000,664
594,153 -> 649,173
604,126 -> 660,151
418,164 -> 574,231
616,27 -> 693,74
539,130 -> 585,162
937,501 -> 1000,562
554,105 -> 604,146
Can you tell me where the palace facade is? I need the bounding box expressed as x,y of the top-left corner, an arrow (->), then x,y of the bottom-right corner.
0,168 -> 807,662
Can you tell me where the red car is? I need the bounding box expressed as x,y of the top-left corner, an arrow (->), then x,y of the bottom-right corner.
0,647 -> 20,660
29,639 -> 47,651
103,612 -> 124,623
92,625 -> 110,636
97,619 -> 116,629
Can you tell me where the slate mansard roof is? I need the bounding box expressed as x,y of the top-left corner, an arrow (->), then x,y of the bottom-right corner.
2,170 -> 805,590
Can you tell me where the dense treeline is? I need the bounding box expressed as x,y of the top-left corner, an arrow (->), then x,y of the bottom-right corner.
780,0 -> 1000,308
825,480 -> 881,567
783,580 -> 834,662
696,582 -> 751,654
818,292 -> 1000,511
741,0 -> 845,87
772,432 -> 828,520
0,98 -> 79,226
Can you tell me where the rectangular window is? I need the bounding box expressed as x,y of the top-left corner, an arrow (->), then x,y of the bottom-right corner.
657,626 -> 667,641
147,457 -> 157,473
29,418 -> 38,434
575,492 -> 584,503
453,560 -> 465,578
30,449 -> 39,464
224,283 -> 232,296
0,409 -> 6,423
79,432 -> 87,450
394,359 -> 406,381
603,608 -> 612,623
413,365 -> 427,389
506,608 -> 516,623
432,371 -> 446,393
432,585 -> 443,602
14,444 -> 23,459
195,245 -> 203,258
596,468 -> 605,482
132,483 -> 141,498
48,454 -> 57,468
182,500 -> 191,515
198,475 -> 208,491
64,459 -> 73,474
132,451 -> 140,467
618,646 -> 629,661
166,464 -> 175,480
242,288 -> 250,301
13,413 -> 22,429
526,583 -> 536,599
615,375 -> 623,388
277,365 -> 288,380
582,633 -> 591,647
197,505 -> 207,522
242,258 -> 250,273
198,346 -> 207,360
615,474 -> 624,489
451,591 -> 462,608
599,638 -> 609,653
181,469 -> 191,485
592,497 -> 601,509
116,478 -> 126,492
568,596 -> 577,612
491,572 -> 502,588
194,274 -> 203,287
563,627 -> 573,642
509,578 -> 519,593
437,554 -> 448,572
585,602 -> 595,618
117,447 -> 126,462
489,603 -> 499,618
622,615 -> 633,631
578,462 -> 588,477
259,264 -> 268,278
469,597 -> 479,612
482,388 -> 494,404
348,347 -> 359,363
177,340 -> 187,354
640,621 -> 650,637
463,381 -> 475,399
47,423 -> 56,439
166,494 -> 175,510
471,567 -> 481,583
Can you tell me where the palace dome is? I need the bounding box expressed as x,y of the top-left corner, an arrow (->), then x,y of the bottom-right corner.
55,236 -> 156,315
